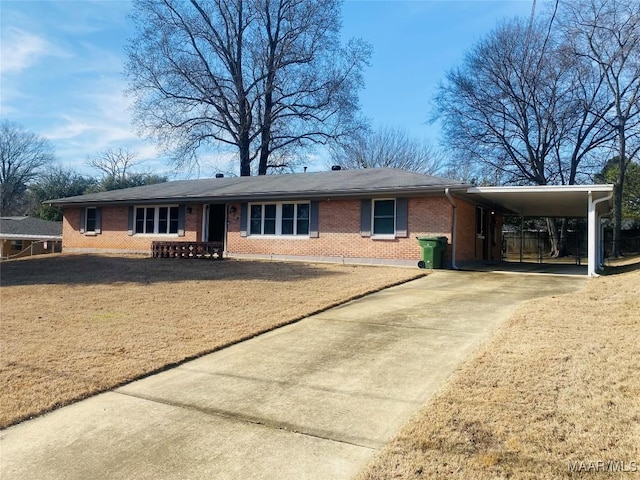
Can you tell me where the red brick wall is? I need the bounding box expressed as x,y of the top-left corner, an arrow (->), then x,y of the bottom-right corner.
61,197 -> 497,263
454,199 -> 504,262
63,206 -> 203,253
225,197 -> 453,262
455,199 -> 477,262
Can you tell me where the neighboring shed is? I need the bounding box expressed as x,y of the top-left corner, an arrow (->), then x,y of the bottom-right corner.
0,217 -> 63,259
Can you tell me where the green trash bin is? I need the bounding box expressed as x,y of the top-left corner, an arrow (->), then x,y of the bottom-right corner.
417,236 -> 447,269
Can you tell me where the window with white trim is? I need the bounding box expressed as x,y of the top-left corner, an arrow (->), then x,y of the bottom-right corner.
372,199 -> 395,236
135,206 -> 179,234
249,202 -> 310,236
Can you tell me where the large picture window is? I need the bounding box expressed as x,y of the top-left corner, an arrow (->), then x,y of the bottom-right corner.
249,202 -> 310,236
373,199 -> 395,236
135,206 -> 179,234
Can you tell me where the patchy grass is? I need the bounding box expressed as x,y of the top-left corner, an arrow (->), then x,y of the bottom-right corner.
358,259 -> 640,479
0,254 -> 423,429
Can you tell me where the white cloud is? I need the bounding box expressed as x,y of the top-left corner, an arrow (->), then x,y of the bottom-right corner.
0,27 -> 50,74
39,79 -> 171,174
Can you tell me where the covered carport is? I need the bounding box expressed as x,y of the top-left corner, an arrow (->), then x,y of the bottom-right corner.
466,184 -> 614,276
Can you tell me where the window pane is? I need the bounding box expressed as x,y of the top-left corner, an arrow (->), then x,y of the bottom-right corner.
296,204 -> 309,235
297,204 -> 309,220
374,200 -> 395,217
86,208 -> 96,232
251,205 -> 262,220
250,205 -> 262,234
135,208 -> 144,234
264,204 -> 276,219
264,205 -> 276,234
282,204 -> 294,219
145,207 -> 155,233
158,207 -> 168,234
264,219 -> 276,235
169,207 -> 179,234
281,204 -> 294,235
282,219 -> 294,235
296,218 -> 309,235
373,200 -> 395,235
374,217 -> 394,235
250,219 -> 262,234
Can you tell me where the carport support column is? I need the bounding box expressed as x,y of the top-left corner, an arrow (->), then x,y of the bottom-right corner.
588,190 -> 614,277
587,192 -> 597,277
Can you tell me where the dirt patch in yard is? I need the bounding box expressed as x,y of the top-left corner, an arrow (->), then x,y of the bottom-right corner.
358,258 -> 640,479
0,254 -> 423,429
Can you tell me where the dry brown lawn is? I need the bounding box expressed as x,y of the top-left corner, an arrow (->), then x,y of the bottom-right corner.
0,254 -> 423,429
358,258 -> 640,479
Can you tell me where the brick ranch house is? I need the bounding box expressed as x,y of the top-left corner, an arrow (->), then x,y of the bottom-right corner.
46,168 -> 504,267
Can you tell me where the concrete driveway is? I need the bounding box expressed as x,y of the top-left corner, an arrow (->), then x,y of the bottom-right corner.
1,270 -> 584,480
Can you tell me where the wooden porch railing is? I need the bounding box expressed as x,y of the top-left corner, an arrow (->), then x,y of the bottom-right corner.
151,241 -> 224,259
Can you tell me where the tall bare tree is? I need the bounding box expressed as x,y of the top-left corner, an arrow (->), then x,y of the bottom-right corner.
126,0 -> 370,176
558,0 -> 640,257
434,17 -> 612,255
435,17 -> 609,185
329,126 -> 444,175
0,120 -> 55,215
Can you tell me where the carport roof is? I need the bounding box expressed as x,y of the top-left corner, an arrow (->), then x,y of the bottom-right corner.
467,184 -> 614,217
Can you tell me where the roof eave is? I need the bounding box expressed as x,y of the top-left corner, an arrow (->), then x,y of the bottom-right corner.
0,234 -> 62,240
48,184 -> 471,207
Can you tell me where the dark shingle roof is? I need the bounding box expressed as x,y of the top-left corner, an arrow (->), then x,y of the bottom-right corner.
0,217 -> 63,239
47,168 -> 468,206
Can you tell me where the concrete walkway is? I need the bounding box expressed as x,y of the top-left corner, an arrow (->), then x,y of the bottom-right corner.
1,271 -> 584,480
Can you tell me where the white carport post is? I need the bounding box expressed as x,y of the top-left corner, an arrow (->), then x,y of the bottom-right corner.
587,191 -> 597,277
587,190 -> 614,277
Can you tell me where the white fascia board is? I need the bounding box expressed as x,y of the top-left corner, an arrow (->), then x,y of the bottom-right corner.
0,234 -> 62,240
468,184 -> 614,194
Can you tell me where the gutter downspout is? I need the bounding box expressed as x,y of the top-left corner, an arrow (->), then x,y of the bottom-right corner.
445,188 -> 459,270
587,190 -> 614,277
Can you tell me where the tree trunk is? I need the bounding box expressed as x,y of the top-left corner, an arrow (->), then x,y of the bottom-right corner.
257,90 -> 273,175
612,126 -> 626,257
557,218 -> 570,257
239,137 -> 251,176
546,217 -> 560,258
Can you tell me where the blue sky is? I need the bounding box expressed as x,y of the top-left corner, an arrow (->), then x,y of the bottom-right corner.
0,0 -> 535,178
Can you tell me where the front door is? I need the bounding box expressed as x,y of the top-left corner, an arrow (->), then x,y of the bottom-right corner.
207,204 -> 226,243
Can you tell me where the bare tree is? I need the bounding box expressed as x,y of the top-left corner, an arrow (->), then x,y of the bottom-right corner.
0,120 -> 55,215
87,148 -> 167,191
87,148 -> 140,183
558,0 -> 640,257
329,126 -> 445,175
126,0 -> 371,176
434,17 -> 613,255
435,17 -> 609,185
